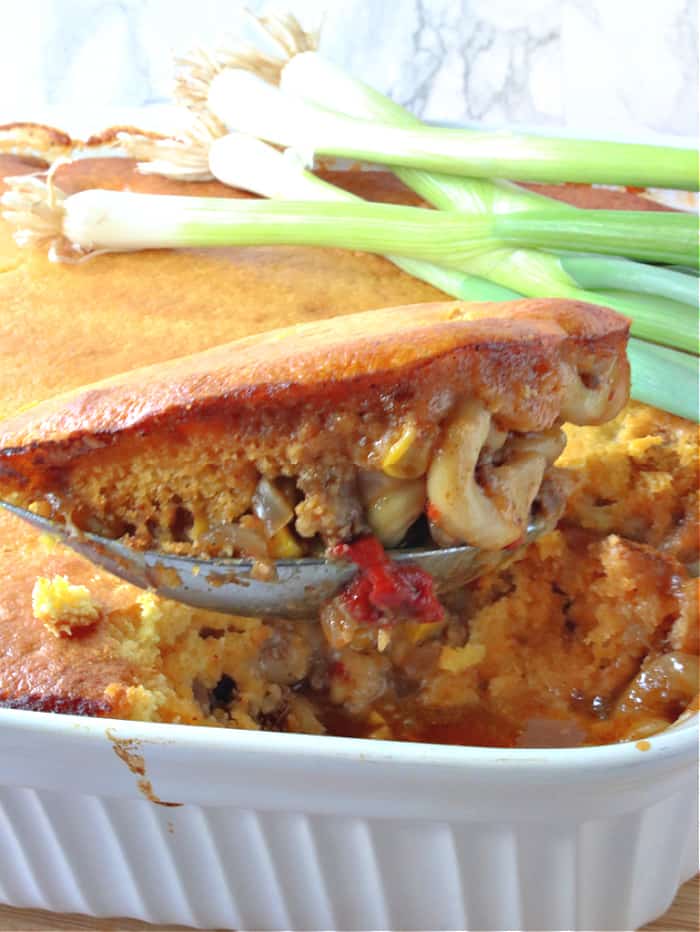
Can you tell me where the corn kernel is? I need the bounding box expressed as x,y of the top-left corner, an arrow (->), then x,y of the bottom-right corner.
439,642 -> 486,673
381,422 -> 431,478
269,526 -> 304,559
28,500 -> 52,518
191,510 -> 210,539
535,530 -> 565,561
38,533 -> 60,553
382,422 -> 417,471
367,710 -> 387,727
377,628 -> 391,652
628,436 -> 663,458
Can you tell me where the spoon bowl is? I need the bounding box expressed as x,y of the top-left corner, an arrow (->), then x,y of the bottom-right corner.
1,501 -> 555,618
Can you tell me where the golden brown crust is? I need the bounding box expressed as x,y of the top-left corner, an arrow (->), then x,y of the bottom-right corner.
0,159 -> 438,710
83,125 -> 166,147
0,122 -> 74,160
0,122 -> 166,160
0,298 -> 629,473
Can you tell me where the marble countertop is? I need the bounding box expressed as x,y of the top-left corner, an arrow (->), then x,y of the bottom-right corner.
0,0 -> 696,142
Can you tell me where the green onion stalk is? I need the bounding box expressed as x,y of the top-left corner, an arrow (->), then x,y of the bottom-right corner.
275,52 -> 700,307
208,68 -> 700,191
556,254 -> 699,307
627,339 -> 699,422
136,127 -> 696,314
280,53 -> 555,214
1,185 -> 694,273
175,36 -> 699,354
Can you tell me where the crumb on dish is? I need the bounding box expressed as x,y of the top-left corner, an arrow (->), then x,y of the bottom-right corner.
32,575 -> 100,637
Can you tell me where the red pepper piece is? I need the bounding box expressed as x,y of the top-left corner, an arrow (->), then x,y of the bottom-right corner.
332,536 -> 444,625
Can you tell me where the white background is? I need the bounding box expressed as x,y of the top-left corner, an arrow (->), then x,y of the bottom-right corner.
0,0 -> 697,140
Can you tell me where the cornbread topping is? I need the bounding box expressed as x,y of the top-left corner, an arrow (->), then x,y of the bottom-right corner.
0,148 -> 696,747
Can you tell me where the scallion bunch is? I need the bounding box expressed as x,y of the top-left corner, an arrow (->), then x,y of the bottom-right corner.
2,11 -> 697,420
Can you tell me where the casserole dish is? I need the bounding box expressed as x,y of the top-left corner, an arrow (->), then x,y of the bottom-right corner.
0,127 -> 697,931
0,708 -> 697,930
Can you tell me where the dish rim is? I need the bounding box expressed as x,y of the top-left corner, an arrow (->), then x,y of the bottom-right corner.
1,705 -> 697,776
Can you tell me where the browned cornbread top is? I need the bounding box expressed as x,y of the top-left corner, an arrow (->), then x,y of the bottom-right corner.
0,298 -> 629,475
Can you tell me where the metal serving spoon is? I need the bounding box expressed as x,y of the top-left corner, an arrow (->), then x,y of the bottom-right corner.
1,501 -> 554,618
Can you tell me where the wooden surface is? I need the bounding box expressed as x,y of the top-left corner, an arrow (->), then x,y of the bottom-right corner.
0,875 -> 695,931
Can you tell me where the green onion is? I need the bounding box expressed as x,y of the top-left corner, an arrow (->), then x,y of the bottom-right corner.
460,249 -> 698,353
0,182 -> 523,303
398,170 -> 558,213
207,133 -> 518,301
278,53 -> 700,353
209,68 -> 700,191
6,177 -> 697,417
279,57 -> 700,296
495,248 -> 699,309
211,136 -> 699,349
382,261 -> 520,302
50,195 -> 503,256
494,209 -> 697,267
10,190 -> 693,272
627,339 -> 699,421
278,54 -> 700,302
179,35 -> 698,417
558,255 -> 699,307
280,52 -> 561,214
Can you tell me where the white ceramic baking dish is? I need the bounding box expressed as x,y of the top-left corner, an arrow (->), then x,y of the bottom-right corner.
0,706 -> 696,930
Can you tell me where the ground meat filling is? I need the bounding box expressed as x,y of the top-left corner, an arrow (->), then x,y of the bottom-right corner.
23,396 -> 569,560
